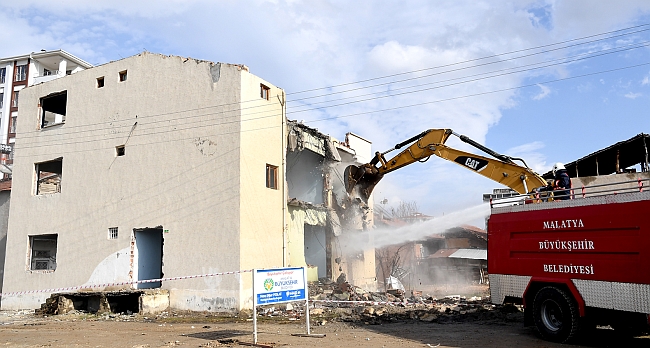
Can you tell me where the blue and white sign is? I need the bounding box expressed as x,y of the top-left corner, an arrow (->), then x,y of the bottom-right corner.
253,267 -> 307,305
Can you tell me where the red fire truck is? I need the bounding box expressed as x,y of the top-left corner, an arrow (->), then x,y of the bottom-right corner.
488,178 -> 650,342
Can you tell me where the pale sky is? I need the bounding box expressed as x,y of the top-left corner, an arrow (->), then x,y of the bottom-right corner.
2,0 -> 649,218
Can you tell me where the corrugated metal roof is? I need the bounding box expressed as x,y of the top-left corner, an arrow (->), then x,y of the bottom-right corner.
448,249 -> 487,260
542,133 -> 650,179
427,248 -> 459,259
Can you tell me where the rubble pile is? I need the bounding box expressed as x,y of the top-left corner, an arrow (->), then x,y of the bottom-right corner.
304,280 -> 523,325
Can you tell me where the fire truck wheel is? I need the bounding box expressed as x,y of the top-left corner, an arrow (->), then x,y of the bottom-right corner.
532,286 -> 580,343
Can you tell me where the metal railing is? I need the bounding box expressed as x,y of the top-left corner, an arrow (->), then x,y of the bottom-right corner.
40,70 -> 62,77
490,177 -> 649,208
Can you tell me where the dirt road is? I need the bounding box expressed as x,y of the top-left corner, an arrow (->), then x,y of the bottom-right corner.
1,310 -> 648,348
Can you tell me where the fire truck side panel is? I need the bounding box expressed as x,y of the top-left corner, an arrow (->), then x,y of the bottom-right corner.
489,191 -> 650,314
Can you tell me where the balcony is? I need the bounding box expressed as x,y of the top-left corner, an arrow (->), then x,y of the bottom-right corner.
33,70 -> 65,85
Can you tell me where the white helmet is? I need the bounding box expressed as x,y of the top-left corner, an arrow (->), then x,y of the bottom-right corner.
552,162 -> 566,175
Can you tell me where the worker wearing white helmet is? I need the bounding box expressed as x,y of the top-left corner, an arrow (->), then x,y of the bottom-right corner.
552,162 -> 572,200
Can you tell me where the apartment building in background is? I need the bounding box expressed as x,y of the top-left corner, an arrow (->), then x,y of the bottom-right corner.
0,50 -> 92,169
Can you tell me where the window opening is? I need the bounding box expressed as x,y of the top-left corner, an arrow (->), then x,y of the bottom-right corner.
266,164 -> 278,189
0,92 -> 3,108
116,145 -> 125,156
66,70 -> 71,75
9,115 -> 16,134
15,65 -> 27,82
97,77 -> 105,88
260,84 -> 270,100
108,227 -> 118,240
40,91 -> 67,128
0,68 -> 5,84
11,91 -> 18,108
119,70 -> 127,82
35,158 -> 63,195
29,234 -> 58,271
43,69 -> 52,76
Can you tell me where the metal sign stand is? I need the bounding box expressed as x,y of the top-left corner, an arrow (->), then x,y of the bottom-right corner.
251,267 -> 325,345
252,268 -> 258,344
289,290 -> 325,338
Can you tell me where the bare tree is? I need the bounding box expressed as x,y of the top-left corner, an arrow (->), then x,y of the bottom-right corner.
390,201 -> 419,218
376,243 -> 410,291
376,200 -> 420,291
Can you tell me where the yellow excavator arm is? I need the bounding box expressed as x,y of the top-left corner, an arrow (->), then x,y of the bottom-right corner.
345,128 -> 548,200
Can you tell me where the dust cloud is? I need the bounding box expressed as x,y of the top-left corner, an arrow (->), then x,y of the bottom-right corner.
340,203 -> 491,252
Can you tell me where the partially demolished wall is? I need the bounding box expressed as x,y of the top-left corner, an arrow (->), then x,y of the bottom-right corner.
286,121 -> 376,291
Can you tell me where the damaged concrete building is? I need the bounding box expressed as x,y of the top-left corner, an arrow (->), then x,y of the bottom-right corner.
285,123 -> 375,290
1,52 -> 376,313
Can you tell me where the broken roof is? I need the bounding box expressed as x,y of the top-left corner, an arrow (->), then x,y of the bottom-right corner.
287,120 -> 341,161
542,133 -> 650,179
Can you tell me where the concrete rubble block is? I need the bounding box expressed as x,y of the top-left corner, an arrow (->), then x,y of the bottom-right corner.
363,307 -> 375,315
310,294 -> 328,301
140,290 -> 170,315
374,308 -> 386,316
333,308 -> 353,316
310,308 -> 324,315
57,296 -> 75,314
333,292 -> 350,301
419,313 -> 438,322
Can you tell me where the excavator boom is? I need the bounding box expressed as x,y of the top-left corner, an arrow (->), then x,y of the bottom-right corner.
345,128 -> 547,200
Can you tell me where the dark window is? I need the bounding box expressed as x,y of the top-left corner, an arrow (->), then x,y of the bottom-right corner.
119,70 -> 127,82
35,158 -> 63,195
40,91 -> 67,128
266,164 -> 278,189
0,68 -> 5,84
15,65 -> 27,82
0,92 -> 3,108
116,145 -> 125,156
29,234 -> 58,271
260,84 -> 270,100
97,77 -> 105,88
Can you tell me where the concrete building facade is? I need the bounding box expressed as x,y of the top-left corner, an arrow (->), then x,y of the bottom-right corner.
1,52 -> 376,312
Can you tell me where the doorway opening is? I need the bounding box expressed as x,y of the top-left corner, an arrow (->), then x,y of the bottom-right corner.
133,226 -> 163,289
304,224 -> 327,279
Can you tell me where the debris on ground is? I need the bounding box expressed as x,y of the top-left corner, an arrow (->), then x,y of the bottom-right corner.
16,280 -> 518,327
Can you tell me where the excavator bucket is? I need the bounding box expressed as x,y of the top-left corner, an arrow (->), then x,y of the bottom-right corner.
344,164 -> 383,201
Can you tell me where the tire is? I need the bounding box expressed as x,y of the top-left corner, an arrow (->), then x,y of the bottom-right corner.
532,286 -> 581,343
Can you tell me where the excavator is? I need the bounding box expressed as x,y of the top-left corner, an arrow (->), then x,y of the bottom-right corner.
344,128 -> 548,200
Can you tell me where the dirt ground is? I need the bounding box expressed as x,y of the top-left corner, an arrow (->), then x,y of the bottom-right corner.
1,309 -> 649,348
